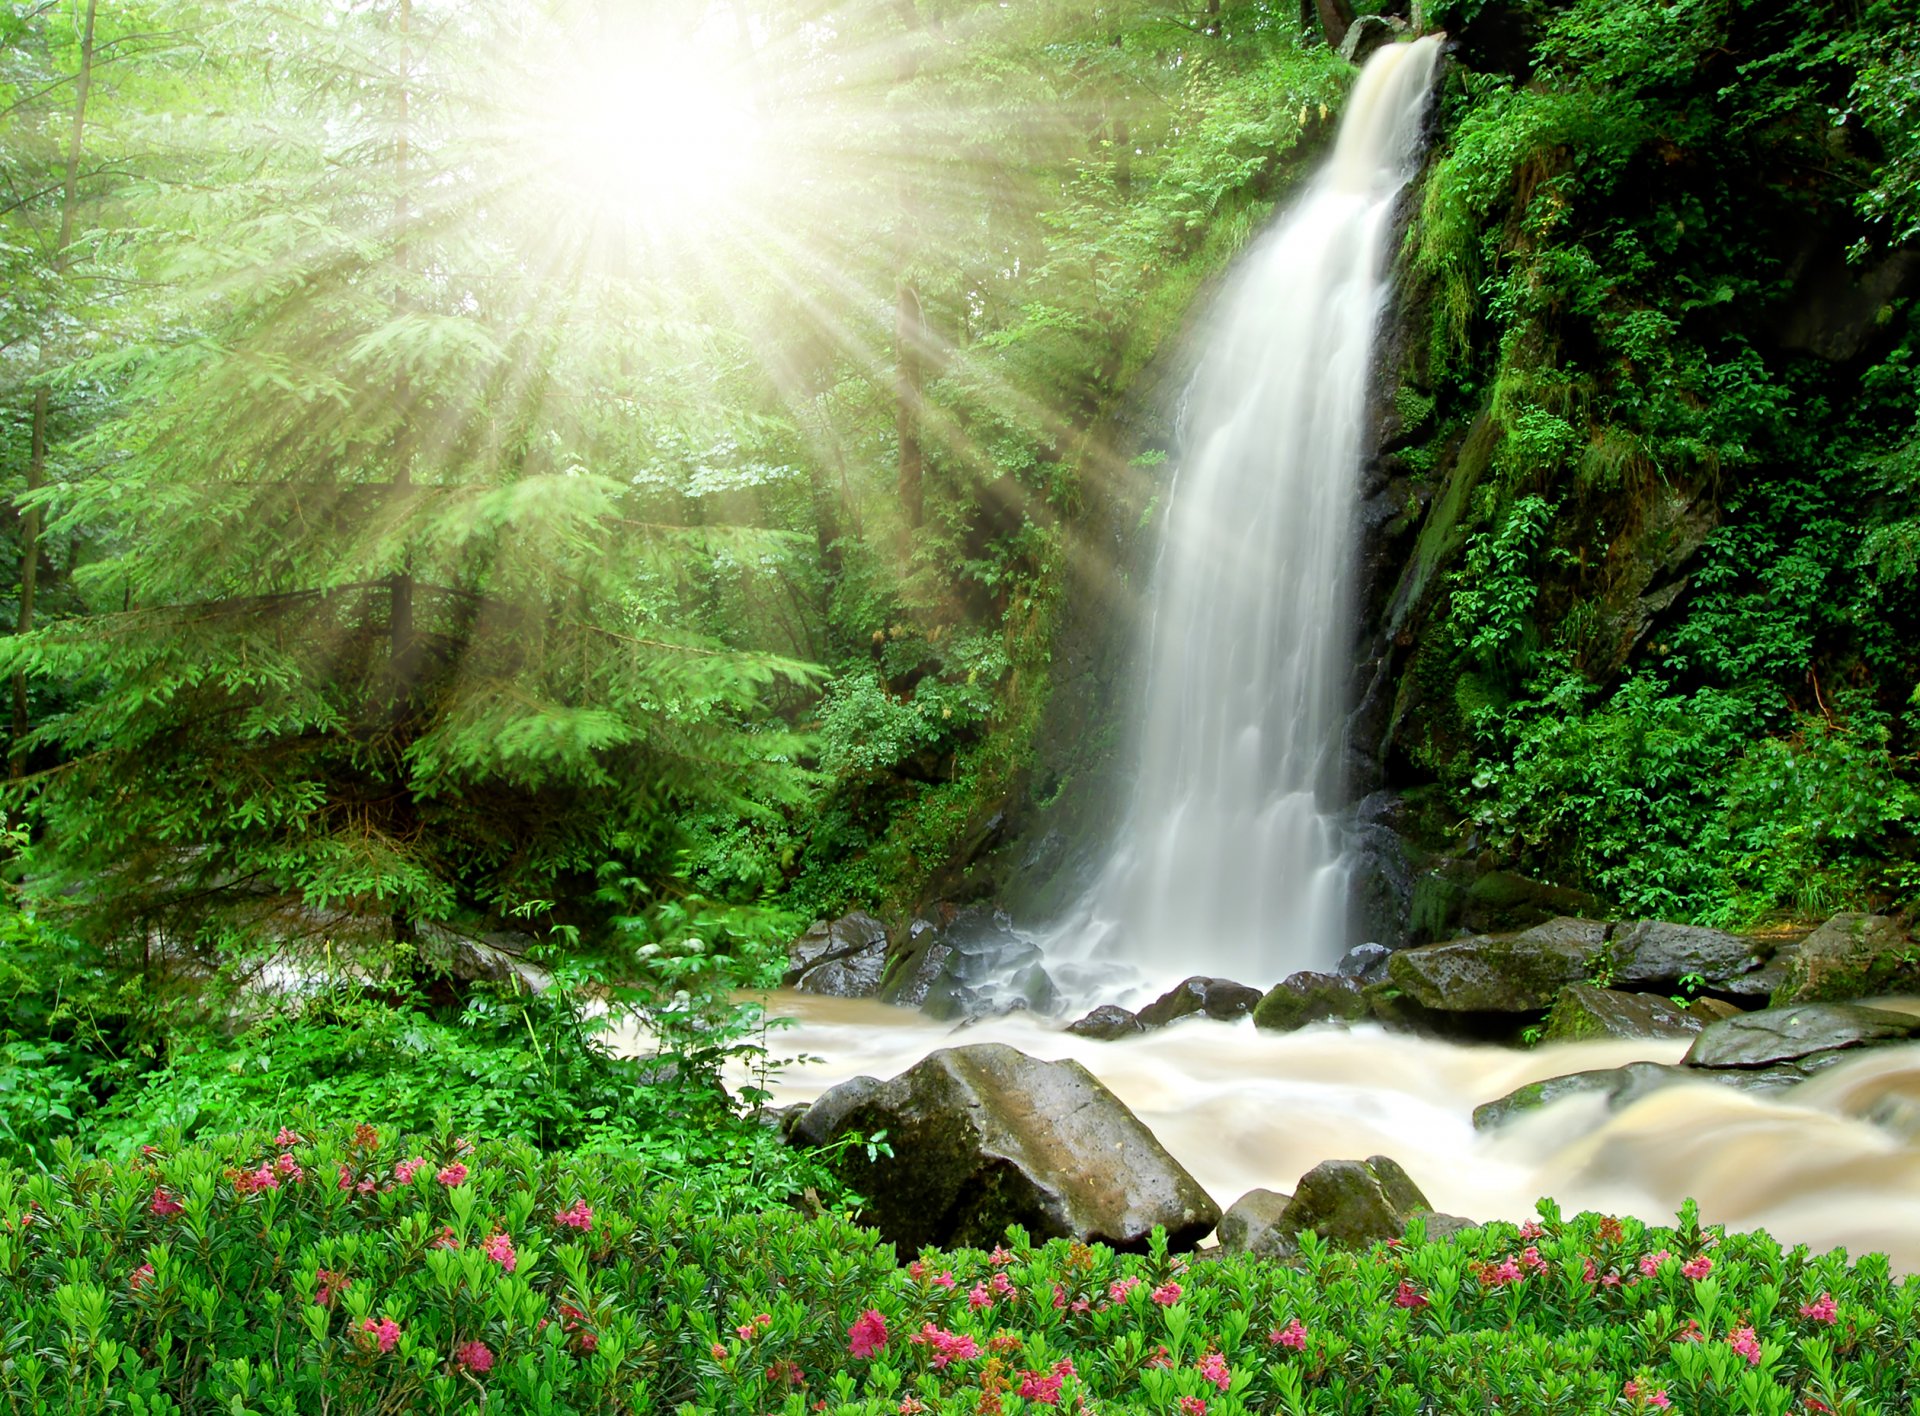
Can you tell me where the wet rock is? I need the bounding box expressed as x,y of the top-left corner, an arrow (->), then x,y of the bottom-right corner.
1542,984 -> 1706,1043
1279,1155 -> 1433,1249
878,918 -> 950,1009
1608,919 -> 1771,994
416,924 -> 550,991
1684,1002 -> 1920,1070
1136,976 -> 1263,1029
1347,818 -> 1415,951
1386,917 -> 1607,1012
1336,941 -> 1394,984
1770,914 -> 1920,1006
785,912 -> 890,998
1472,1059 -> 1815,1131
791,1043 -> 1219,1252
1066,1004 -> 1147,1041
919,908 -> 1059,1021
1687,997 -> 1745,1025
1252,972 -> 1369,1032
1216,1188 -> 1295,1258
1339,13 -> 1400,63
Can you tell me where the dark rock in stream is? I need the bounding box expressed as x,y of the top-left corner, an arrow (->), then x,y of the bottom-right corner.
1473,1058 -> 1826,1132
1252,972 -> 1369,1032
785,912 -> 890,998
916,907 -> 1059,1021
1136,976 -> 1263,1029
792,1043 -> 1219,1252
1066,1004 -> 1147,1040
1608,919 -> 1776,995
1683,1002 -> 1920,1069
1385,917 -> 1607,1012
1336,942 -> 1394,984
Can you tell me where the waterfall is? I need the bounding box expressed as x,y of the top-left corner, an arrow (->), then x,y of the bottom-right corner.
1049,38 -> 1443,1002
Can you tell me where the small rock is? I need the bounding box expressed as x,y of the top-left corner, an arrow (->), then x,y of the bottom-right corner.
791,1043 -> 1219,1252
1252,972 -> 1369,1032
1279,1155 -> 1432,1249
1684,1002 -> 1920,1070
1335,942 -> 1394,984
1066,1004 -> 1147,1041
785,913 -> 890,998
1216,1188 -> 1295,1258
1542,984 -> 1706,1043
1686,997 -> 1744,1024
1137,976 -> 1264,1029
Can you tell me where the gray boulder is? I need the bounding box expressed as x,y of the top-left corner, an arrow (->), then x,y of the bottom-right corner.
1609,919 -> 1773,994
792,1043 -> 1219,1252
1066,1004 -> 1147,1041
1386,917 -> 1607,1012
1474,1055 -> 1838,1131
877,918 -> 950,1009
1542,984 -> 1706,1043
1252,972 -> 1369,1032
1137,976 -> 1263,1029
1339,13 -> 1400,64
785,912 -> 890,997
1278,1155 -> 1438,1249
917,909 -> 1058,1020
1770,914 -> 1920,1005
1216,1188 -> 1295,1258
1684,1002 -> 1920,1070
1336,942 -> 1394,984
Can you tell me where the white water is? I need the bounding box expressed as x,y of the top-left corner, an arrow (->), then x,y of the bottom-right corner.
1045,39 -> 1444,1002
741,994 -> 1920,1270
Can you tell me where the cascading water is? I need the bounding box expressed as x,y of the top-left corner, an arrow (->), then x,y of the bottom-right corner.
1046,37 -> 1444,1000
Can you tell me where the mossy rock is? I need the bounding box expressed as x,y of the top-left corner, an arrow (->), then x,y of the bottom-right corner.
1386,917 -> 1606,1012
1253,972 -> 1369,1032
1770,914 -> 1920,1006
1542,984 -> 1706,1043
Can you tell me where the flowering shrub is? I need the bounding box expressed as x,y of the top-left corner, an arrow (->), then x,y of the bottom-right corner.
2,1122 -> 1917,1415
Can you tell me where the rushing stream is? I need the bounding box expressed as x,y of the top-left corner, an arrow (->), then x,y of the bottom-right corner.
740,993 -> 1920,1270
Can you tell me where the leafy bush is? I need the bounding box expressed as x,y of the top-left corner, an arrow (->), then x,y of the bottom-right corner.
3,1127 -> 1916,1415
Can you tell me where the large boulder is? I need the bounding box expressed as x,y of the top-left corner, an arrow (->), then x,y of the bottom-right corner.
1386,917 -> 1607,1012
1338,13 -> 1400,64
1769,914 -> 1920,1006
1253,972 -> 1369,1032
1542,984 -> 1706,1043
1277,1155 -> 1469,1249
1683,1002 -> 1920,1070
1136,976 -> 1263,1029
1608,920 -> 1775,995
791,1043 -> 1219,1252
877,918 -> 950,1009
785,913 -> 890,997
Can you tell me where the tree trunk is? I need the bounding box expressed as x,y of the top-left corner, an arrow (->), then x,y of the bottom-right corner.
13,0 -> 99,774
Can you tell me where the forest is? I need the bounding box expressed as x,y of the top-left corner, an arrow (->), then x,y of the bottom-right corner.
2,0 -> 1919,1411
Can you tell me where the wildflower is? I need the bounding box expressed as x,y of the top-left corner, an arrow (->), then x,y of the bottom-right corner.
1481,1257 -> 1524,1287
1391,1280 -> 1429,1310
1623,1379 -> 1671,1408
988,1333 -> 1024,1355
553,1199 -> 594,1231
989,1244 -> 1014,1266
235,1163 -> 280,1195
1108,1276 -> 1141,1302
1195,1351 -> 1231,1392
932,1270 -> 956,1289
1676,1318 -> 1704,1343
1052,1282 -> 1068,1309
898,1401 -> 926,1415
483,1231 -> 516,1272
149,1187 -> 183,1218
1178,1398 -> 1208,1416
847,1309 -> 888,1358
393,1158 -> 426,1185
274,1152 -> 303,1181
1145,1345 -> 1173,1369
274,1128 -> 305,1148
969,1282 -> 993,1310
337,1164 -> 354,1192
360,1316 -> 401,1354
767,1359 -> 804,1386
352,1124 -> 379,1150
1519,1245 -> 1549,1274
736,1313 -> 771,1340
355,1176 -> 377,1194
1638,1249 -> 1671,1277
1799,1292 -> 1838,1324
437,1161 -> 470,1187
455,1340 -> 494,1374
989,1270 -> 1015,1298
1728,1325 -> 1762,1366
558,1302 -> 598,1354
1150,1281 -> 1182,1306
316,1269 -> 349,1307
1597,1216 -> 1624,1243
907,1322 -> 979,1369
431,1225 -> 459,1250
710,1341 -> 727,1360
1270,1318 -> 1308,1350
1681,1254 -> 1713,1280
1518,1220 -> 1544,1241
129,1262 -> 154,1291
1017,1370 -> 1064,1405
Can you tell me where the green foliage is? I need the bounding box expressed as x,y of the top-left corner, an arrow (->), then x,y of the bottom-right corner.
2,1148 -> 1917,1415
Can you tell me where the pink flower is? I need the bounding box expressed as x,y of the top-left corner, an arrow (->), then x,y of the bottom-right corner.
1017,1371 -> 1064,1405
1483,1258 -> 1523,1287
455,1340 -> 494,1373
437,1161 -> 469,1187
968,1282 -> 992,1311
1799,1292 -> 1838,1324
1681,1254 -> 1713,1280
1520,1245 -> 1548,1274
483,1231 -> 516,1272
1150,1281 -> 1182,1306
274,1128 -> 305,1148
553,1199 -> 594,1232
907,1323 -> 979,1369
1638,1249 -> 1670,1277
847,1309 -> 888,1358
1178,1398 -> 1209,1416
431,1225 -> 459,1250
393,1158 -> 426,1185
1108,1277 -> 1141,1302
932,1270 -> 956,1289
898,1401 -> 926,1415
129,1262 -> 154,1291
1195,1351 -> 1231,1392
1728,1325 -> 1762,1366
274,1152 -> 303,1181
989,1271 -> 1014,1298
1518,1220 -> 1544,1240
1625,1380 -> 1671,1409
337,1164 -> 354,1192
1269,1317 -> 1308,1350
316,1269 -> 349,1307
1146,1344 -> 1173,1369
360,1316 -> 401,1354
988,1245 -> 1014,1267
1391,1280 -> 1429,1310
148,1187 -> 182,1218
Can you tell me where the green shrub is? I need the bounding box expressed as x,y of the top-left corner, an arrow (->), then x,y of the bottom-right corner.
4,1124 -> 1917,1415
